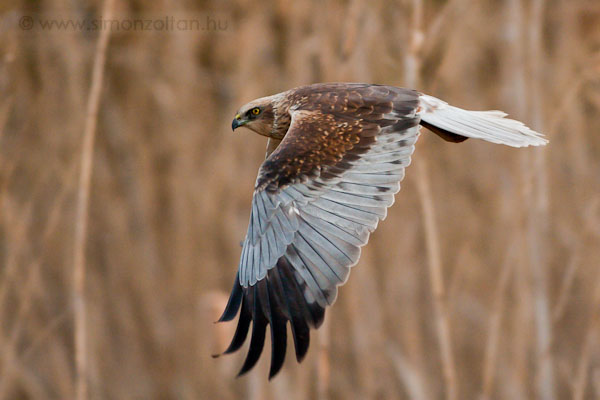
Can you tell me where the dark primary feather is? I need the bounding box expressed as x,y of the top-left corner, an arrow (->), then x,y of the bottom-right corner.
217,257 -> 324,378
216,84 -> 420,379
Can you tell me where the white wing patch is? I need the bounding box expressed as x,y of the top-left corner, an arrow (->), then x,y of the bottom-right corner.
419,94 -> 547,147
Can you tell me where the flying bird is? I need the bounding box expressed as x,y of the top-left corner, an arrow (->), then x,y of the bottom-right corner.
215,83 -> 547,379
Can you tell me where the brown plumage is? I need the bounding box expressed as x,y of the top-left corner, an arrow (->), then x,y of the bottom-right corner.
217,83 -> 547,379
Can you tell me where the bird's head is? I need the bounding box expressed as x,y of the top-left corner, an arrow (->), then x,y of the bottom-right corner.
232,96 -> 276,137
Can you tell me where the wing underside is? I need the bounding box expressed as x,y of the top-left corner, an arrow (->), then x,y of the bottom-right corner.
217,85 -> 421,378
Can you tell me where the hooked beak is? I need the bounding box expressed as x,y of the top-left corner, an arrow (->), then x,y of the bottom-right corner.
232,114 -> 244,131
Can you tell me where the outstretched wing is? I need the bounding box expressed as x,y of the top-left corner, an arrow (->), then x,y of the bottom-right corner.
216,85 -> 421,378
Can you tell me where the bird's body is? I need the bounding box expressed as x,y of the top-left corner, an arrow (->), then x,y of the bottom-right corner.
217,83 -> 547,379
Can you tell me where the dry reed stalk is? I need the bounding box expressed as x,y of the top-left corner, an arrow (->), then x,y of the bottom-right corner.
553,249 -> 581,323
0,201 -> 34,398
481,240 -> 516,399
0,159 -> 78,397
22,312 -> 71,362
0,260 -> 40,400
406,0 -> 458,399
571,260 -> 600,400
389,343 -> 427,400
295,360 -> 310,400
72,0 -> 115,398
525,1 -> 556,399
420,0 -> 464,59
503,0 -> 532,395
404,0 -> 424,91
415,160 -> 458,400
247,363 -> 265,400
316,317 -> 330,400
0,200 -> 33,314
571,315 -> 600,400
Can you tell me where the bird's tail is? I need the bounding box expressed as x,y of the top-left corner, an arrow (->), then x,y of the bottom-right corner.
418,94 -> 548,147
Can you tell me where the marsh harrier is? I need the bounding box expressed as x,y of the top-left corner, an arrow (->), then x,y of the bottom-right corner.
215,83 -> 547,379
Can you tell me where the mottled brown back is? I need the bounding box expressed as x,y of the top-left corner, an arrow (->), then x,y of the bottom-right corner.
257,84 -> 420,192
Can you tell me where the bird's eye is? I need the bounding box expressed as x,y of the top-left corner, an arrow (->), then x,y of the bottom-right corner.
251,107 -> 261,115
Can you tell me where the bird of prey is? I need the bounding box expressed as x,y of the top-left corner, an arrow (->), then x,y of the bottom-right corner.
215,83 -> 547,379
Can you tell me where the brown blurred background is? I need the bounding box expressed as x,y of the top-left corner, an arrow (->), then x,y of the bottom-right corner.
1,0 -> 600,399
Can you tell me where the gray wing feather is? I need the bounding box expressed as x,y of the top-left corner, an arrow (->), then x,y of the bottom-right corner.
285,244 -> 329,306
238,121 -> 421,314
299,210 -> 369,246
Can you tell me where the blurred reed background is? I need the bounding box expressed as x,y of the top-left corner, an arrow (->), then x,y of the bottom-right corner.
1,0 -> 600,399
